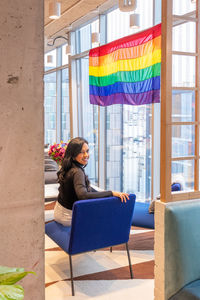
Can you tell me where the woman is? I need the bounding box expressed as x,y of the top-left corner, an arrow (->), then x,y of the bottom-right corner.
54,137 -> 129,226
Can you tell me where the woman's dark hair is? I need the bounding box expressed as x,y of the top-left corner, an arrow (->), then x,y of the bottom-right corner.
57,137 -> 88,184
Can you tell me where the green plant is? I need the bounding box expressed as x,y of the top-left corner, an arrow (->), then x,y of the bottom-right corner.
0,266 -> 35,300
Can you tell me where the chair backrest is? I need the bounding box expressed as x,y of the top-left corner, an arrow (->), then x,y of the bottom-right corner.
163,200 -> 200,299
68,194 -> 136,255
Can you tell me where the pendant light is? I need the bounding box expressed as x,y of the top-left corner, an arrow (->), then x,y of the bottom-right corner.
49,0 -> 61,20
130,13 -> 140,29
119,0 -> 137,12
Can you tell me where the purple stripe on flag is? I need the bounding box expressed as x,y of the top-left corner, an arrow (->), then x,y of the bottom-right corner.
89,89 -> 160,106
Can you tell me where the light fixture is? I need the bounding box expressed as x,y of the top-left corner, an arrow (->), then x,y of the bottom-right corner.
65,45 -> 71,55
91,32 -> 100,45
47,55 -> 53,63
130,13 -> 140,29
49,0 -> 61,20
65,25 -> 73,31
90,8 -> 99,15
119,0 -> 137,12
191,0 -> 196,3
47,35 -> 68,47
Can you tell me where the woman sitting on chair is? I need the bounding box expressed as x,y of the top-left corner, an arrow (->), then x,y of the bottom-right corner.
54,137 -> 129,226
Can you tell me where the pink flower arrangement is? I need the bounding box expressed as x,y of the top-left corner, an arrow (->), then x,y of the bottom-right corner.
48,141 -> 68,165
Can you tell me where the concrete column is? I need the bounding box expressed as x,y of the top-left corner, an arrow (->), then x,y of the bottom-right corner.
0,1 -> 44,299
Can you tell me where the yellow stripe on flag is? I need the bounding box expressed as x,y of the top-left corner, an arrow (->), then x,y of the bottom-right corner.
89,49 -> 161,77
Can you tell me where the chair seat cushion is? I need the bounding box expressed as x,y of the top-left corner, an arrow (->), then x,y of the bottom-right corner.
131,202 -> 154,229
169,280 -> 200,300
45,221 -> 71,253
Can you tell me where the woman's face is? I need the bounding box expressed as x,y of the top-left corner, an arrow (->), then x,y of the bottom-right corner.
75,143 -> 89,165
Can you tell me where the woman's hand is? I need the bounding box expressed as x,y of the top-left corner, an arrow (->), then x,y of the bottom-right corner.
112,191 -> 129,203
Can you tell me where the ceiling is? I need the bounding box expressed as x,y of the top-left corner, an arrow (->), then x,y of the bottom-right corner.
44,1 -> 196,52
44,0 -> 117,52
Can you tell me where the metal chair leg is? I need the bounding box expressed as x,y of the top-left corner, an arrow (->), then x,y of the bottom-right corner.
69,255 -> 75,296
110,246 -> 112,252
125,242 -> 133,279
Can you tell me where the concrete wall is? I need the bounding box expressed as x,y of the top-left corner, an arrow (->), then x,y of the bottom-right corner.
0,0 -> 44,299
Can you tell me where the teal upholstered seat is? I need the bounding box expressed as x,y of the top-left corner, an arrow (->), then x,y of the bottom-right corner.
164,200 -> 200,299
169,279 -> 200,300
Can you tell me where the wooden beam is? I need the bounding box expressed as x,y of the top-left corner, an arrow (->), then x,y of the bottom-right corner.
160,0 -> 172,202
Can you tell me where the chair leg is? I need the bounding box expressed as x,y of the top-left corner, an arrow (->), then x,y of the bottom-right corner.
69,255 -> 75,296
125,242 -> 133,279
110,246 -> 112,252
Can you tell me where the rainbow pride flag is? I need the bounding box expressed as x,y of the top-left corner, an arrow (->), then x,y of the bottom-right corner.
89,23 -> 161,106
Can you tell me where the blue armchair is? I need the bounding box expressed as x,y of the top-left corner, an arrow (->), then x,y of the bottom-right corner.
45,194 -> 136,296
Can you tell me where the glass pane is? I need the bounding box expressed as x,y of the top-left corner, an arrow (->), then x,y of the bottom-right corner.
44,49 -> 56,71
173,0 -> 196,17
79,24 -> 91,53
172,22 -> 196,53
76,19 -> 99,53
172,160 -> 194,191
106,105 -> 123,191
61,68 -> 70,142
172,125 -> 195,158
62,43 -> 69,65
172,55 -> 195,87
172,90 -> 195,122
91,20 -> 100,48
79,57 -> 98,185
123,105 -> 152,200
44,72 -> 57,145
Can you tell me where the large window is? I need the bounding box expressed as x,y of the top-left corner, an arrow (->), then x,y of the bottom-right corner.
171,0 -> 197,192
105,4 -> 153,200
44,1 -> 160,200
160,0 -> 200,201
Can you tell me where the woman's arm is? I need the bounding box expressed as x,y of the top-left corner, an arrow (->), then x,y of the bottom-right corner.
73,168 -> 112,200
73,168 -> 129,202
